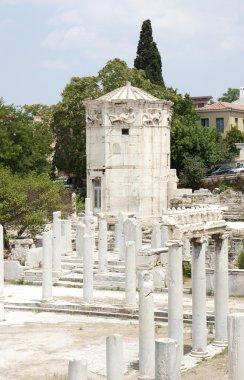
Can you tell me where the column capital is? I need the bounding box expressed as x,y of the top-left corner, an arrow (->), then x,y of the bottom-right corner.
166,239 -> 183,248
192,235 -> 209,244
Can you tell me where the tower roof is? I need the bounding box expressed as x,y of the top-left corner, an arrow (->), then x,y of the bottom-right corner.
96,81 -> 159,101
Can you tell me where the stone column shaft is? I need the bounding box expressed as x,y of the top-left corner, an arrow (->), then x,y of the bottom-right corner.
228,313 -> 244,380
161,225 -> 169,248
125,241 -> 137,307
52,211 -> 61,272
114,223 -> 119,251
42,231 -> 53,301
214,235 -> 229,346
106,334 -> 123,380
155,338 -> 181,380
65,219 -> 72,253
191,239 -> 208,357
118,212 -> 127,261
167,240 -> 184,363
85,197 -> 91,215
98,220 -> 108,273
76,222 -> 85,258
83,234 -> 93,303
151,222 -> 161,249
68,358 -> 87,380
139,271 -> 155,379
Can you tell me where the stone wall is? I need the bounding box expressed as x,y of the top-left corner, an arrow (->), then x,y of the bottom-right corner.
206,268 -> 244,296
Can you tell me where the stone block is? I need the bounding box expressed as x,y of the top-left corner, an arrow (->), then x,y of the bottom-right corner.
26,247 -> 42,268
4,260 -> 25,281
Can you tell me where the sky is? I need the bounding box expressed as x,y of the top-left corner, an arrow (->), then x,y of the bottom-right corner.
1,0 -> 244,106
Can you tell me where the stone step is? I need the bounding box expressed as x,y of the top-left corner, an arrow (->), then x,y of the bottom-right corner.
94,272 -> 125,282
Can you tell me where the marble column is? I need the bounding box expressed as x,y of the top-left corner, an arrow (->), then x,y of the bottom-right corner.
155,338 -> 181,380
71,192 -> 77,217
118,212 -> 127,261
83,213 -> 95,252
228,313 -> 244,380
65,219 -> 73,253
139,271 -> 155,379
167,240 -> 184,363
52,211 -> 61,272
0,224 -> 4,321
68,358 -> 87,380
85,197 -> 91,215
125,241 -> 137,307
151,222 -> 161,249
60,219 -> 66,255
161,225 -> 169,248
98,220 -> 108,273
213,233 -> 229,346
42,231 -> 53,301
106,334 -> 123,380
76,222 -> 85,258
113,223 -> 119,252
83,234 -> 93,303
191,237 -> 208,357
124,217 -> 142,253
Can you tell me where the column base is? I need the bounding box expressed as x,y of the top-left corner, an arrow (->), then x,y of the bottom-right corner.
124,303 -> 137,310
41,298 -> 53,305
212,340 -> 228,347
190,349 -> 208,358
81,299 -> 95,305
138,376 -> 154,380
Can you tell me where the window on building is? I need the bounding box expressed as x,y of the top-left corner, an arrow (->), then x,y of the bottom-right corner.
243,119 -> 244,131
93,178 -> 101,209
235,118 -> 238,126
122,128 -> 129,135
201,118 -> 209,127
216,118 -> 224,133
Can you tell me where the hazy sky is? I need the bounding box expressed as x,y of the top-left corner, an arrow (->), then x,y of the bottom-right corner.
1,0 -> 244,106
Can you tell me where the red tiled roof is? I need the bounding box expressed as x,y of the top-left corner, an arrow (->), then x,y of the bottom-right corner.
197,102 -> 244,112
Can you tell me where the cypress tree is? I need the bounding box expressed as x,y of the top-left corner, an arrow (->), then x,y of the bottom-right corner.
134,19 -> 165,87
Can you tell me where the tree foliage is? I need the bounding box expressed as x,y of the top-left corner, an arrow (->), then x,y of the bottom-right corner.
218,88 -> 239,102
52,76 -> 101,179
0,100 -> 53,174
0,167 -> 70,245
134,19 -> 165,87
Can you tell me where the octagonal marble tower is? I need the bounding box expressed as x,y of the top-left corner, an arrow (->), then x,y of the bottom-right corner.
84,82 -> 180,218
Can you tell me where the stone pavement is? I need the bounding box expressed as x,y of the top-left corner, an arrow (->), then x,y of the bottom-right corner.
2,284 -> 244,377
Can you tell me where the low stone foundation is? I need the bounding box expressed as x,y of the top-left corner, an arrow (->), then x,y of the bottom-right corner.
206,268 -> 244,296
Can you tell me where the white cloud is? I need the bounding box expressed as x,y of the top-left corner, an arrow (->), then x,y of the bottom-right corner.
42,26 -> 96,50
40,58 -> 72,70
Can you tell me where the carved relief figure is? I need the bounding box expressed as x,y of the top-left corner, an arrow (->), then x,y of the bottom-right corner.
87,110 -> 102,126
108,107 -> 136,125
142,108 -> 162,126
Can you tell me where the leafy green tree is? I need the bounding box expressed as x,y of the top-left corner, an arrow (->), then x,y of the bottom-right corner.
0,99 -> 53,174
0,167 -> 70,247
224,126 -> 244,155
218,88 -> 239,102
134,19 -> 165,87
52,76 -> 101,180
179,156 -> 207,190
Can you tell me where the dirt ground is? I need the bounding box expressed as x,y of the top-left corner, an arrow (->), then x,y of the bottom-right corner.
0,310 -> 229,380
